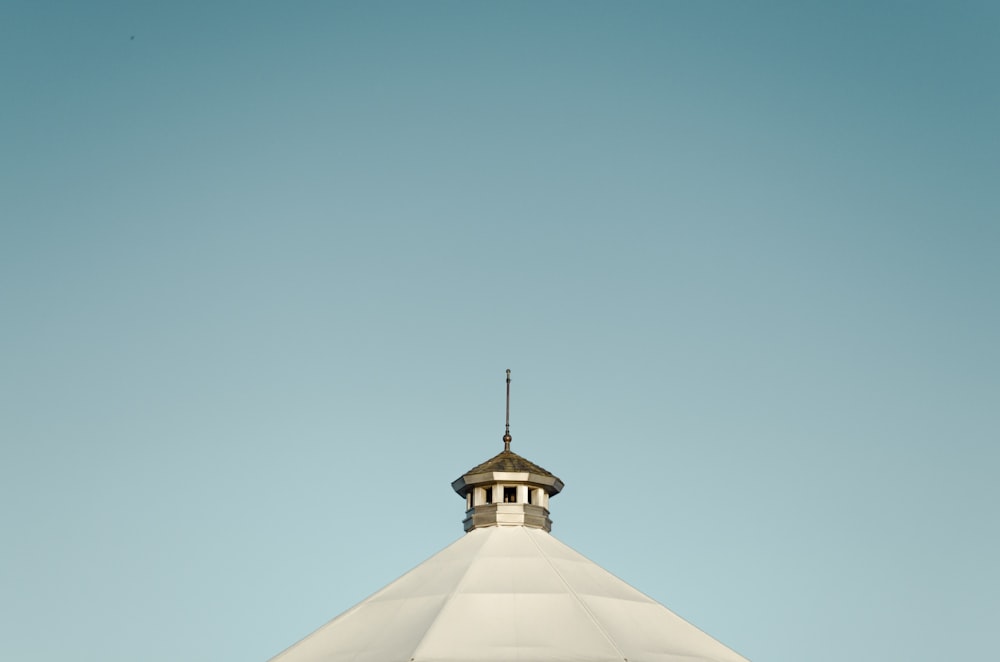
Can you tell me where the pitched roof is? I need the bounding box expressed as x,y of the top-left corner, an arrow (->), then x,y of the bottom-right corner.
269,526 -> 749,662
460,449 -> 555,477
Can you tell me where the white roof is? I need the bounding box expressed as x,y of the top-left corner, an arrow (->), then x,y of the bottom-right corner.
271,525 -> 749,662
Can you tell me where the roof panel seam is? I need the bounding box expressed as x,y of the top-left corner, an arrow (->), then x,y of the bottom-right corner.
524,529 -> 628,662
405,530 -> 492,662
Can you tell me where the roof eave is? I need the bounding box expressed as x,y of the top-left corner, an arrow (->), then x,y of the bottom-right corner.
452,471 -> 564,497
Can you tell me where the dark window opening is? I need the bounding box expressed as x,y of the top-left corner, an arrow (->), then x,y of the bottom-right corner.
503,486 -> 517,503
527,489 -> 534,505
484,487 -> 493,504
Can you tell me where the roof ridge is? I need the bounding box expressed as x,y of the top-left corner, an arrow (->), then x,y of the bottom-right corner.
406,529 -> 494,662
522,528 -> 628,661
269,532 -> 492,661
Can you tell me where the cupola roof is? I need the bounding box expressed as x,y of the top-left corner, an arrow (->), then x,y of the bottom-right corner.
461,448 -> 555,476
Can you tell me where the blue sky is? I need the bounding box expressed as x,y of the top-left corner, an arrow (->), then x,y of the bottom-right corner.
2,2 -> 998,661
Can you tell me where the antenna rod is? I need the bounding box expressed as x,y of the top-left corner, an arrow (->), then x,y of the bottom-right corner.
503,369 -> 512,451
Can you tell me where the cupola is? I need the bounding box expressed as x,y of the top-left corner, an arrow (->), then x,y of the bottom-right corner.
451,370 -> 564,532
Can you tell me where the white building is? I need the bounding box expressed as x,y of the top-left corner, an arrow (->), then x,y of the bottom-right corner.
271,375 -> 749,662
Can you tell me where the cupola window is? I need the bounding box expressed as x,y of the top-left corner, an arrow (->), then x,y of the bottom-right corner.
503,486 -> 517,503
484,487 -> 493,504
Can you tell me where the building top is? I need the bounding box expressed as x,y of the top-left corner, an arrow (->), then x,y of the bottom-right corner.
451,371 -> 564,533
268,371 -> 750,662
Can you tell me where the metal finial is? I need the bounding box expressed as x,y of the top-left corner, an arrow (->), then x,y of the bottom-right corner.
503,369 -> 512,451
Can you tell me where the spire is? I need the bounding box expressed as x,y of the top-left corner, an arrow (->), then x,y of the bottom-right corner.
503,369 -> 512,451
